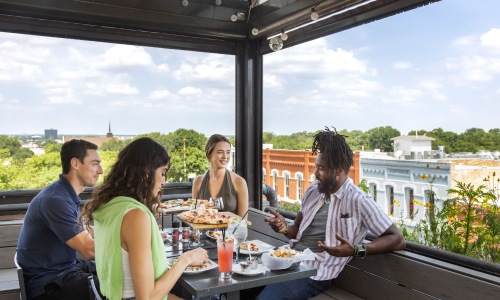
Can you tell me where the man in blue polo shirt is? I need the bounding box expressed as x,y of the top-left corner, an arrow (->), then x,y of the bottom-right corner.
17,139 -> 103,300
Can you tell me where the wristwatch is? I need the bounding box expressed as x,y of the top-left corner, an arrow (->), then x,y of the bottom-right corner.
356,243 -> 367,259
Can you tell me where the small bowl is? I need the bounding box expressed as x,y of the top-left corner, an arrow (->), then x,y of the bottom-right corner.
239,262 -> 252,273
246,257 -> 259,270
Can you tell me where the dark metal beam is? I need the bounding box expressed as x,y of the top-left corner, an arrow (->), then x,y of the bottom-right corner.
260,0 -> 442,54
235,39 -> 263,210
0,14 -> 241,54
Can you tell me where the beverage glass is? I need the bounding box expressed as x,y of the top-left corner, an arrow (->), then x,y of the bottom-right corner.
217,238 -> 234,279
227,220 -> 248,264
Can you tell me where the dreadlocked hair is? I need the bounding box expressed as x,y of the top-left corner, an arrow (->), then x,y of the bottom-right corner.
312,126 -> 353,174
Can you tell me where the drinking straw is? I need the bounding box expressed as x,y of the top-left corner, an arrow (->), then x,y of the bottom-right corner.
231,210 -> 249,235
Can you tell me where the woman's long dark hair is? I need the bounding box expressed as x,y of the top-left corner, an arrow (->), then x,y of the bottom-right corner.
312,126 -> 353,174
81,137 -> 170,227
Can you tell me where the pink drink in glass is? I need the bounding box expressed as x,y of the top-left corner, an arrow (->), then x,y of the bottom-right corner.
217,238 -> 234,279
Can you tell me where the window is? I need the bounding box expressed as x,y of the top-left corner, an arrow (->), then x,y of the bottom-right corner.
386,186 -> 394,215
284,172 -> 290,198
369,183 -> 377,202
296,174 -> 303,200
273,171 -> 278,192
405,187 -> 414,218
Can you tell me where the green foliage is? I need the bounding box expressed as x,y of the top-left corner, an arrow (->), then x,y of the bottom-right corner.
165,128 -> 206,152
278,201 -> 301,214
167,147 -> 208,182
357,179 -> 370,195
13,148 -> 34,160
398,175 -> 500,263
43,141 -> 62,153
100,139 -> 131,151
367,126 -> 400,151
0,135 -> 20,155
0,149 -> 10,159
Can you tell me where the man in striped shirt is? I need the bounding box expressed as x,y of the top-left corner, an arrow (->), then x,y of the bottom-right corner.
257,127 -> 406,300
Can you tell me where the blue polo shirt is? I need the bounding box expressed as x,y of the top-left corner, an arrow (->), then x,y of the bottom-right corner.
17,174 -> 83,299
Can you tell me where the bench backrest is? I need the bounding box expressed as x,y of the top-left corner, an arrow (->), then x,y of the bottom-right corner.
336,250 -> 500,299
247,208 -> 289,248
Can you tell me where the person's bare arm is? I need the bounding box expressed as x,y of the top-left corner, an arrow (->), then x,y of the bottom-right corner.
265,209 -> 303,240
233,175 -> 249,218
191,176 -> 203,199
122,209 -> 208,300
66,230 -> 95,259
318,224 -> 405,257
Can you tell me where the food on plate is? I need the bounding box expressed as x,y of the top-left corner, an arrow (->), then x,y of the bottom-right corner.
185,260 -> 212,272
179,209 -> 231,224
271,247 -> 301,258
240,242 -> 260,252
180,198 -> 214,207
207,231 -> 223,239
160,199 -> 184,209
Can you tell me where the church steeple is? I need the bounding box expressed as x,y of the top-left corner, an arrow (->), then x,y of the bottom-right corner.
106,122 -> 113,138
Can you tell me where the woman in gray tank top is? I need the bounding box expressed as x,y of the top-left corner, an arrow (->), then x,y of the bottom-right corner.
192,134 -> 249,217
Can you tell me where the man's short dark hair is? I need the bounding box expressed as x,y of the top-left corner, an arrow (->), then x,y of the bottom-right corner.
61,140 -> 98,174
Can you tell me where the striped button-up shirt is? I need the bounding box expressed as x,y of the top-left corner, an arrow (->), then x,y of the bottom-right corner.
290,179 -> 393,280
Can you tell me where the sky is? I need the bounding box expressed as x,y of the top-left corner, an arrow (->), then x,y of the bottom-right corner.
0,0 -> 499,136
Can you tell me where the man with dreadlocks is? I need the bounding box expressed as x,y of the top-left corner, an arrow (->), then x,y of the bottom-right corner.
257,127 -> 405,300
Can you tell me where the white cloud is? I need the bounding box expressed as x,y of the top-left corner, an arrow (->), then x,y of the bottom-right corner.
173,54 -> 233,83
0,60 -> 43,81
393,61 -> 413,70
381,87 -> 424,105
480,28 -> 500,48
150,89 -> 171,99
105,83 -> 139,95
446,54 -> 500,82
98,45 -> 154,69
452,35 -> 476,47
178,87 -> 202,95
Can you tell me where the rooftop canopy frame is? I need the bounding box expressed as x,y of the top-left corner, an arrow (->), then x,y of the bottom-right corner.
0,0 -> 441,209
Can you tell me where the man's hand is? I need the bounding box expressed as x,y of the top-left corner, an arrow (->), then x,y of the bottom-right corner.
318,233 -> 355,257
265,209 -> 288,233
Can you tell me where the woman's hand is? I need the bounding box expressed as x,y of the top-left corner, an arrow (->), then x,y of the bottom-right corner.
179,247 -> 208,266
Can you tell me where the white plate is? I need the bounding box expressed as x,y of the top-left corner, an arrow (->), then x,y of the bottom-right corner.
183,259 -> 218,275
232,264 -> 267,276
239,240 -> 275,255
205,230 -> 223,240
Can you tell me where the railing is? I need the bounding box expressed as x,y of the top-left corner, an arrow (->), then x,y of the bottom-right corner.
0,182 -> 193,216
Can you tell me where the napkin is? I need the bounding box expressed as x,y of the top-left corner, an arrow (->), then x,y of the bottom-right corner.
261,248 -> 315,270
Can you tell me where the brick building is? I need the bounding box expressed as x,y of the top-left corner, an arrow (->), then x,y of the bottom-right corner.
262,148 -> 361,201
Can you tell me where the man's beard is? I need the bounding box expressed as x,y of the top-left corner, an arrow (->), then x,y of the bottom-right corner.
317,179 -> 336,194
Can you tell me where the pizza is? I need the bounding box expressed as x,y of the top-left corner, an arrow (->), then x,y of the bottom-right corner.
207,231 -> 223,239
240,242 -> 260,252
179,209 -> 231,224
180,198 -> 214,208
160,199 -> 184,209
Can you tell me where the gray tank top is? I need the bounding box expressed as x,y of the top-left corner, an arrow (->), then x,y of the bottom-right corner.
198,169 -> 238,214
293,201 -> 329,253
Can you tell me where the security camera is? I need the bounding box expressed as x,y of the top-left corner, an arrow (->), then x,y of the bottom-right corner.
269,37 -> 283,52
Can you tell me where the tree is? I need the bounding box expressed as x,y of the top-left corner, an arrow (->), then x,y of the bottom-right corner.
367,126 -> 400,151
13,148 -> 34,160
0,135 -> 20,155
167,147 -> 208,182
100,139 -> 131,151
43,140 -> 62,153
165,129 -> 206,152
